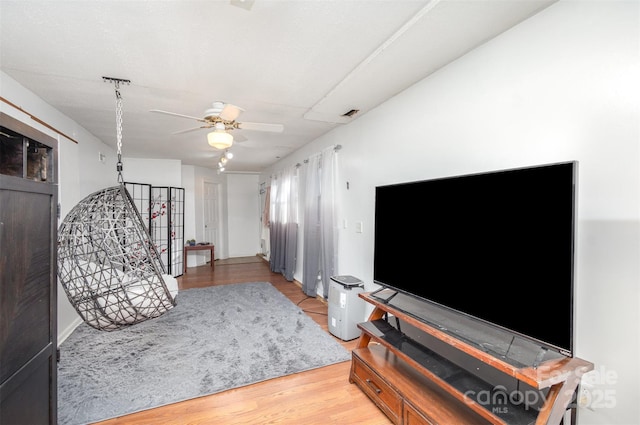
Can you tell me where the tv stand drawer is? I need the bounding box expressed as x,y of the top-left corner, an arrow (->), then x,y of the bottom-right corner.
351,351 -> 402,424
404,402 -> 435,425
351,345 -> 495,425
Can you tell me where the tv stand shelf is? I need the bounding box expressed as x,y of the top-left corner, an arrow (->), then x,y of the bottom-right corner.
349,292 -> 594,425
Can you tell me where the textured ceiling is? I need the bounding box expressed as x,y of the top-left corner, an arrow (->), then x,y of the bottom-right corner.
0,0 -> 556,172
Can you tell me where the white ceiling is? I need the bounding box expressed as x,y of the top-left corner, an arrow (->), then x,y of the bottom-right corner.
1,0 -> 556,173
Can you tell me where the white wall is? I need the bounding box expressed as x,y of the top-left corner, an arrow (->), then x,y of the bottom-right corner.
260,2 -> 639,424
121,157 -> 182,187
181,165 -> 197,249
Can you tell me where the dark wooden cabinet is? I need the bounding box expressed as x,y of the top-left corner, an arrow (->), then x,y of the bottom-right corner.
1,112 -> 58,424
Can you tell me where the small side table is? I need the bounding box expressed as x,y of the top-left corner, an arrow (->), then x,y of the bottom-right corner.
183,244 -> 215,273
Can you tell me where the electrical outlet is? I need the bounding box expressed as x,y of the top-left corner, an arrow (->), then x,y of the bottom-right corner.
98,152 -> 106,163
579,383 -> 598,411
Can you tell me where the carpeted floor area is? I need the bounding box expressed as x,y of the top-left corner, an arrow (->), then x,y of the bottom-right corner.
57,281 -> 351,425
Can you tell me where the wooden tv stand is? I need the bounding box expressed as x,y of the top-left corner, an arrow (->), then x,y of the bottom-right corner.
349,291 -> 594,425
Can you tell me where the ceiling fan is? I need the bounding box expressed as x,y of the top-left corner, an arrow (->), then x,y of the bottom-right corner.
150,101 -> 284,149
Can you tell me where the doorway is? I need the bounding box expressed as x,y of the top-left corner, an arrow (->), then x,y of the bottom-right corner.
203,181 -> 222,260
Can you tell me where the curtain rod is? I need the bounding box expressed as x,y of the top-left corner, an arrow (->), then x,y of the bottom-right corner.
1,96 -> 79,144
280,144 -> 343,173
301,144 -> 342,165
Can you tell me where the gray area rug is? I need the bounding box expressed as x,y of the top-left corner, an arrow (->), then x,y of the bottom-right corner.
58,282 -> 351,425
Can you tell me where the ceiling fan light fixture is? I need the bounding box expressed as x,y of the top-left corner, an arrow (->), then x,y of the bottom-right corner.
208,131 -> 234,149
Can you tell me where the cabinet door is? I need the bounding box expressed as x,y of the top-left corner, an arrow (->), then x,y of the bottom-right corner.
0,185 -> 56,424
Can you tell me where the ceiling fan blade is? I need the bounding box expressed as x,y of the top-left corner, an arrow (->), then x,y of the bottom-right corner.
172,125 -> 212,135
219,104 -> 244,121
237,122 -> 284,133
150,109 -> 206,122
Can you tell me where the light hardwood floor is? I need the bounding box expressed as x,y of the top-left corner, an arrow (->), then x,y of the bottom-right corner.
94,256 -> 391,425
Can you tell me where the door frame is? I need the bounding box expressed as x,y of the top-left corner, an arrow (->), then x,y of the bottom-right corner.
202,180 -> 223,260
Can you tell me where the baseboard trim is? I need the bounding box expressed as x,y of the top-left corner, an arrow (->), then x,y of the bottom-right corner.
57,316 -> 83,347
290,279 -> 328,305
257,255 -> 326,305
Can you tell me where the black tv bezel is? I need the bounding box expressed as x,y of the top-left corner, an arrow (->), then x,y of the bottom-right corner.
372,161 -> 577,358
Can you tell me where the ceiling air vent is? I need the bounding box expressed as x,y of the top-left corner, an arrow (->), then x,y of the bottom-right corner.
342,109 -> 360,118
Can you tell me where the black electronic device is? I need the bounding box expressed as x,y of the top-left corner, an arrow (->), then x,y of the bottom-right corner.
372,161 -> 577,357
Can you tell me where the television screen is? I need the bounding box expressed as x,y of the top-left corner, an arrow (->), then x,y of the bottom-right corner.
373,161 -> 577,356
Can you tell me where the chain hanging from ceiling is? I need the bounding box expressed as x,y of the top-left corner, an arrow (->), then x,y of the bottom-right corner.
56,77 -> 179,331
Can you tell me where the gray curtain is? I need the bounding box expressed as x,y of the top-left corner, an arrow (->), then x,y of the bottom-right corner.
302,146 -> 338,298
269,165 -> 298,281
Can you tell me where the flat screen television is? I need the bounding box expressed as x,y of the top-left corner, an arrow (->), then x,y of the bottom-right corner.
373,161 -> 577,357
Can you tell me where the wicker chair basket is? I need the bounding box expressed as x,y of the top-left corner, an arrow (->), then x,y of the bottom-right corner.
57,185 -> 177,331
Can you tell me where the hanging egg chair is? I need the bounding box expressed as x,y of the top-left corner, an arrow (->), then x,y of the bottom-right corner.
57,77 -> 177,331
58,184 -> 178,331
